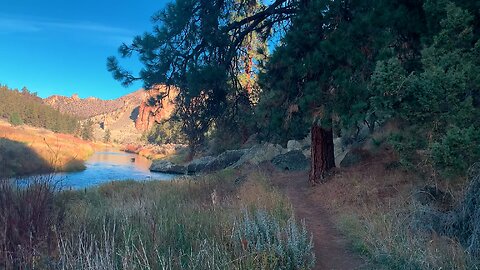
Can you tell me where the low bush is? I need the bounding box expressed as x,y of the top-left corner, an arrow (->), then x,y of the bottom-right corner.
0,178 -> 64,269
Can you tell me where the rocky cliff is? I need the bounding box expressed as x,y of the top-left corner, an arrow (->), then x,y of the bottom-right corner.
135,85 -> 177,131
43,86 -> 177,143
44,91 -> 144,119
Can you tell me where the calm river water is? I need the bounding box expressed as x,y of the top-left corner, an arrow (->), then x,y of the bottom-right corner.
18,150 -> 175,189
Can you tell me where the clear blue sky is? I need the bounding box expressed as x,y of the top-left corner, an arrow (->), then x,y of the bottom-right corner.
0,0 -> 170,99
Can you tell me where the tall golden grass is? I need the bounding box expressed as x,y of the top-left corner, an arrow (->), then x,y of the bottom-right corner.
0,121 -> 93,176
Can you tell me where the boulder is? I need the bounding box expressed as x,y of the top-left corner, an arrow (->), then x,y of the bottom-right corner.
149,160 -> 186,174
186,156 -> 216,173
334,137 -> 348,166
303,148 -> 311,159
204,149 -> 247,172
287,140 -> 303,151
233,143 -> 287,167
271,150 -> 309,171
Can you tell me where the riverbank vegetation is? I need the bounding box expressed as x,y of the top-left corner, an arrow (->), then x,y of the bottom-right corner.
0,121 -> 93,177
0,170 -> 314,269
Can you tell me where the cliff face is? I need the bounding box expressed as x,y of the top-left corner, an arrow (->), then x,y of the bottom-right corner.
43,86 -> 177,143
135,86 -> 177,132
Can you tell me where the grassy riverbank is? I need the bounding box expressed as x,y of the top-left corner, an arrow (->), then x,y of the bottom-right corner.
0,170 -> 315,269
0,120 -> 93,177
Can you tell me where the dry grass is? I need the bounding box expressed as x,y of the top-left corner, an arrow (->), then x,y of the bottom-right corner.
0,169 -> 315,269
0,121 -> 93,175
317,150 -> 478,269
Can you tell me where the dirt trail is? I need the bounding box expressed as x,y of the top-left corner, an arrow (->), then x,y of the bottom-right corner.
269,169 -> 366,270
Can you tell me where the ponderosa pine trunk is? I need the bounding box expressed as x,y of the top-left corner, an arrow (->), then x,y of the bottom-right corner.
309,124 -> 335,185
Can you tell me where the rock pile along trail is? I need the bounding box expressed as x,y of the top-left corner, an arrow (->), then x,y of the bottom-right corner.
269,169 -> 366,270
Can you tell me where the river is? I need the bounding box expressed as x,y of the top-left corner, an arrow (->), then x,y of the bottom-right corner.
18,150 -> 175,189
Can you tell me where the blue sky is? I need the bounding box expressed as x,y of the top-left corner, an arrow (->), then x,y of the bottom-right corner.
0,0 -> 170,99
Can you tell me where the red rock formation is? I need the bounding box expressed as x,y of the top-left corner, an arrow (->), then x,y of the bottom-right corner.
135,86 -> 177,132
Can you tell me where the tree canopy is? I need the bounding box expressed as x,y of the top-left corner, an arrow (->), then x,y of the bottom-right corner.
0,85 -> 79,134
109,0 -> 480,176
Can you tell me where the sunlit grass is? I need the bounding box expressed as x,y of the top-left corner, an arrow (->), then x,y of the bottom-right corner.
0,121 -> 93,176
1,170 -> 315,269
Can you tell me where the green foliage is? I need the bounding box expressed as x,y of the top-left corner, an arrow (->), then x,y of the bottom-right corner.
108,0 -> 288,155
79,119 -> 94,141
370,2 -> 480,176
145,119 -> 186,145
257,0 -> 426,144
108,0 -> 480,177
0,85 -> 78,133
8,112 -> 23,126
432,126 -> 480,177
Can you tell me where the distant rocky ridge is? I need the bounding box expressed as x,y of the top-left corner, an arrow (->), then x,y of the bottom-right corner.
43,86 -> 177,143
44,91 -> 144,119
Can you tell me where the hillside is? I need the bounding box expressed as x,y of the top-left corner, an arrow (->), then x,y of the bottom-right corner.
44,90 -> 145,119
44,86 -> 177,144
0,85 -> 78,134
0,119 -> 93,177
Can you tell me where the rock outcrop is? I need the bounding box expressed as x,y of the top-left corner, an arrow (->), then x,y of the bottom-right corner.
135,86 -> 177,132
186,156 -> 217,173
233,143 -> 288,167
44,91 -> 144,119
202,149 -> 247,172
151,149 -> 247,174
339,148 -> 371,168
44,85 -> 178,143
150,160 -> 186,174
287,140 -> 303,152
272,150 -> 309,171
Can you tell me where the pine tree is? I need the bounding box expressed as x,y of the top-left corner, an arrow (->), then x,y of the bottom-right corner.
80,119 -> 94,141
108,0 -> 296,157
370,2 -> 480,176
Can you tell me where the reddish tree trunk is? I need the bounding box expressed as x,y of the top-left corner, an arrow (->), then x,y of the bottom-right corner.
309,124 -> 335,185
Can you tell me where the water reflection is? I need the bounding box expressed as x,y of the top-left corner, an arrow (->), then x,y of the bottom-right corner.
18,150 -> 174,189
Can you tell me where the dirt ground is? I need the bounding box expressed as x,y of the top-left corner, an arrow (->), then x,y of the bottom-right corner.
266,168 -> 367,270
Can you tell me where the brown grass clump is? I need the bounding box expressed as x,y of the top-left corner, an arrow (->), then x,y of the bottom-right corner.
236,170 -> 293,218
0,178 -> 64,269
